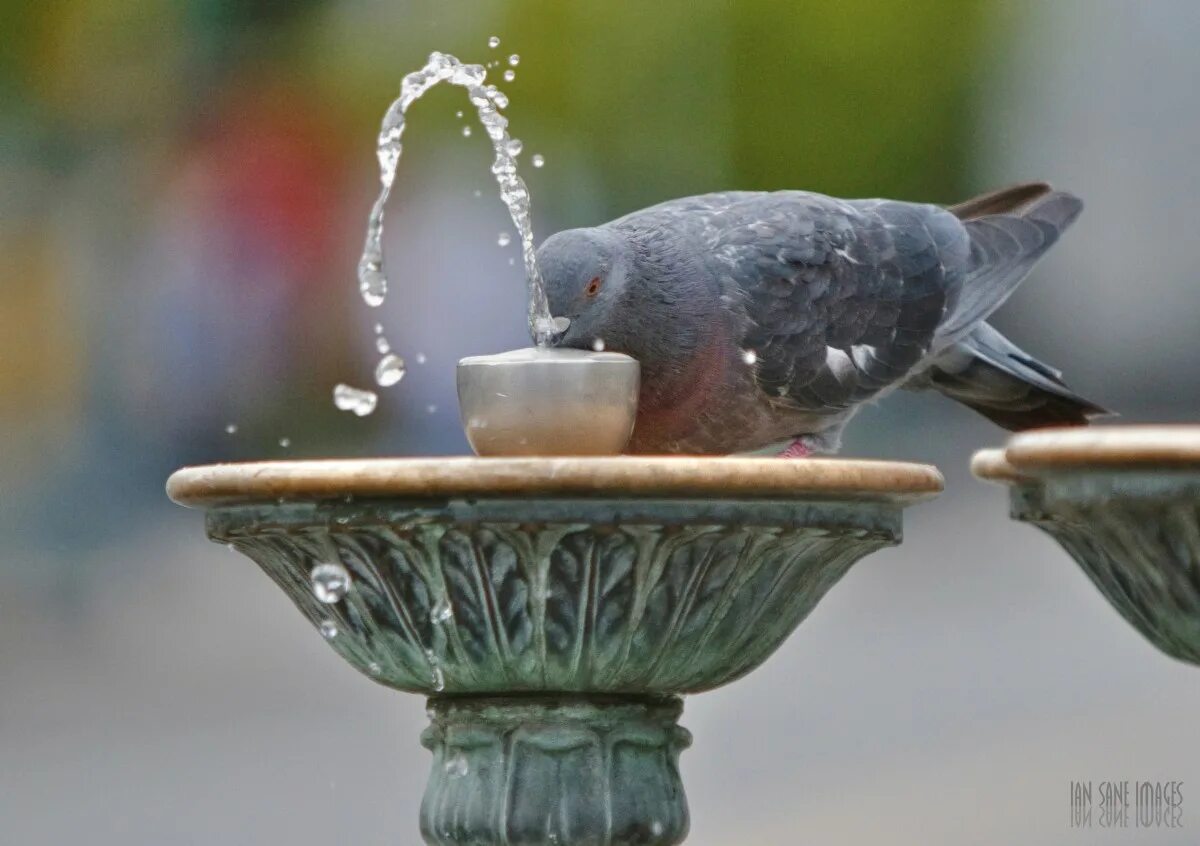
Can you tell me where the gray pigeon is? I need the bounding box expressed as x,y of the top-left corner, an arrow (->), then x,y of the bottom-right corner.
536,182 -> 1107,456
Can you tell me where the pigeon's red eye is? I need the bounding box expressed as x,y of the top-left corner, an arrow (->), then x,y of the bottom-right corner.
584,276 -> 602,297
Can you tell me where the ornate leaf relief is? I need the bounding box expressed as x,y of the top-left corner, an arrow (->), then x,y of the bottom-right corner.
1018,493 -> 1200,665
210,502 -> 897,693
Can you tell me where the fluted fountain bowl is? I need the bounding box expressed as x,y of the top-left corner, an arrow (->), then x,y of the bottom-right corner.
973,426 -> 1200,666
168,456 -> 941,845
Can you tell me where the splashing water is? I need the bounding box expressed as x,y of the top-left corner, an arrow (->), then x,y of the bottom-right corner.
431,599 -> 454,623
311,562 -> 352,604
334,383 -> 379,416
356,51 -> 553,345
445,752 -> 469,777
375,354 -> 406,387
425,648 -> 446,691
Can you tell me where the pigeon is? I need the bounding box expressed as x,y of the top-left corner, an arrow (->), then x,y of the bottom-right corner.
536,182 -> 1108,456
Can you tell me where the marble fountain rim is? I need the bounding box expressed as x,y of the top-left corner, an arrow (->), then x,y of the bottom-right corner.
167,456 -> 944,508
972,425 -> 1200,485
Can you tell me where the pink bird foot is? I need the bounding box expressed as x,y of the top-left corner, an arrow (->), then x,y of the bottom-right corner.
778,439 -> 811,459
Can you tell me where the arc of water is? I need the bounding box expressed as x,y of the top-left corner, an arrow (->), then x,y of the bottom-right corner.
358,51 -> 554,345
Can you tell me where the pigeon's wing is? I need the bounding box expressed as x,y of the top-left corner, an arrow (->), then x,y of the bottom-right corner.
712,192 -> 971,414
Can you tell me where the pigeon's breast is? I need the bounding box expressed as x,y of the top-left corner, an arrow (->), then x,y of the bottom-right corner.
626,331 -> 835,455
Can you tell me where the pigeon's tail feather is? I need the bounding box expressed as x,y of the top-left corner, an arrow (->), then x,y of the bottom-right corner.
948,181 -> 1053,220
937,189 -> 1083,343
915,322 -> 1109,431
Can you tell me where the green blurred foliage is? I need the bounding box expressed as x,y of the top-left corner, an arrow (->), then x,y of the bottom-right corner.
504,0 -> 995,223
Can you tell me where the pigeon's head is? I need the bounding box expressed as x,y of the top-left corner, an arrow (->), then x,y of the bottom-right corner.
536,227 -> 634,351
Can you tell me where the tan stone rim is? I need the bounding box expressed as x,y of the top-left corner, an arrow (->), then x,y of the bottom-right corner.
969,448 -> 1027,485
972,426 -> 1200,485
167,456 -> 943,508
1006,425 -> 1200,472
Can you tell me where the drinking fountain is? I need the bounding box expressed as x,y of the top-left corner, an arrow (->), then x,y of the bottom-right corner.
169,355 -> 942,845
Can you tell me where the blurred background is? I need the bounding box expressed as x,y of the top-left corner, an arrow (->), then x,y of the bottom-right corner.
2,0 -> 1198,843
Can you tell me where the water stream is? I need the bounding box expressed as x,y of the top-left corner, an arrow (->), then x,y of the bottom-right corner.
337,49 -> 552,415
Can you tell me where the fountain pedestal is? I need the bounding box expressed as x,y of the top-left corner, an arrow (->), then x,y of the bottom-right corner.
421,696 -> 689,845
168,456 -> 941,845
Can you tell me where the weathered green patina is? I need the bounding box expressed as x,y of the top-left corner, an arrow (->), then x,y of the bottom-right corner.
974,428 -> 1200,667
997,472 -> 1200,665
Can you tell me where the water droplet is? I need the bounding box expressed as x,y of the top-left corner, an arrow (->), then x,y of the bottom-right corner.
373,323 -> 384,334
503,69 -> 515,82
425,648 -> 445,691
592,338 -> 606,352
534,315 -> 571,336
505,138 -> 523,157
415,352 -> 427,364
431,600 -> 454,623
461,125 -> 472,137
319,620 -> 338,640
508,257 -> 515,266
445,752 -> 469,777
278,437 -> 290,448
455,110 -> 463,118
226,543 -> 236,552
426,404 -> 437,414
488,36 -> 500,48
375,354 -> 406,387
742,349 -> 758,365
472,189 -> 482,198
508,54 -> 520,66
311,562 -> 352,604
224,423 -> 238,434
497,232 -> 512,247
368,661 -> 382,675
531,154 -> 545,168
357,257 -> 386,307
375,336 -> 390,354
333,383 -> 379,417
650,821 -> 664,836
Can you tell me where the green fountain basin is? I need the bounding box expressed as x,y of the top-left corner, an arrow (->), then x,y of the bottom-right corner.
973,425 -> 1200,666
169,456 -> 941,845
